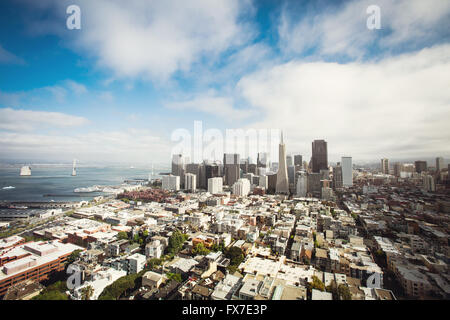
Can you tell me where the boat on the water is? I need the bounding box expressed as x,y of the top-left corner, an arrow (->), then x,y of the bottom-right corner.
72,159 -> 77,176
20,166 -> 31,176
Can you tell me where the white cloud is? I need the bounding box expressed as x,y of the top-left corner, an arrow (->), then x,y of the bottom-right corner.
165,91 -> 256,121
278,0 -> 450,59
0,108 -> 89,132
32,0 -> 255,82
65,80 -> 88,95
0,45 -> 25,65
236,44 -> 450,161
44,86 -> 67,103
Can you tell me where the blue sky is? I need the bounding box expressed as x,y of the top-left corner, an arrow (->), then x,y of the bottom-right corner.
0,0 -> 450,165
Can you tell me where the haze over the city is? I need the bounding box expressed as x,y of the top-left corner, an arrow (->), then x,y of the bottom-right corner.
1,0 -> 450,164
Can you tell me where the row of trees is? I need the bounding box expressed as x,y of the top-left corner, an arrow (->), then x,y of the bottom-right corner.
98,270 -> 146,300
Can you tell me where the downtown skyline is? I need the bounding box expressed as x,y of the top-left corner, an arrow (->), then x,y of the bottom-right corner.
0,0 -> 450,164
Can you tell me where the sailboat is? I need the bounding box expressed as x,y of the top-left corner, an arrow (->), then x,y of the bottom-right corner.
72,159 -> 77,176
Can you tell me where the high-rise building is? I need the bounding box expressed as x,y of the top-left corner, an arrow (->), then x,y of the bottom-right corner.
243,173 -> 255,185
333,163 -> 343,190
341,156 -> 353,187
307,172 -> 321,195
257,152 -> 269,168
240,160 -> 249,175
248,164 -> 257,175
423,175 -> 436,192
162,175 -> 180,191
206,164 -> 220,181
199,162 -> 207,189
288,165 -> 295,192
232,178 -> 251,197
295,171 -> 307,197
172,154 -> 185,176
185,173 -> 196,192
223,153 -> 240,186
393,163 -> 403,177
311,140 -> 328,173
381,158 -> 389,174
276,132 -> 289,194
294,155 -> 302,166
436,157 -> 444,172
259,174 -> 268,190
286,155 -> 293,167
186,163 -> 200,188
415,161 -> 427,173
208,177 -> 223,194
267,172 -> 277,194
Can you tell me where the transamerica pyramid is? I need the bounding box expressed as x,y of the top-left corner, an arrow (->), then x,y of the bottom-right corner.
276,131 -> 289,194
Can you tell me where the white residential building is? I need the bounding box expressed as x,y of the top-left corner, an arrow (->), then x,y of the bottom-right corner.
185,173 -> 197,192
162,174 -> 180,191
341,156 -> 353,187
232,178 -> 251,197
296,171 -> 307,197
208,177 -> 223,194
127,253 -> 146,274
145,240 -> 164,259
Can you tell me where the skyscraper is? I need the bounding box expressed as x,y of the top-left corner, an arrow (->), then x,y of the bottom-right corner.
393,162 -> 403,177
294,155 -> 302,166
257,152 -> 269,168
436,157 -> 444,172
286,155 -> 293,167
341,156 -> 353,187
276,132 -> 289,194
186,163 -> 200,188
423,175 -> 436,192
311,140 -> 328,173
205,163 -> 220,181
172,154 -> 185,187
381,158 -> 389,174
223,153 -> 240,186
295,171 -> 307,197
333,163 -> 343,190
415,160 -> 427,173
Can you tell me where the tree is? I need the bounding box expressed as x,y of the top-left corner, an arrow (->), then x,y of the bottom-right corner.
147,258 -> 163,270
66,249 -> 82,265
167,230 -> 186,255
192,243 -> 210,255
338,284 -> 352,300
166,272 -> 182,283
309,276 -> 325,292
81,285 -> 95,300
98,273 -> 141,300
118,231 -> 128,240
326,280 -> 339,300
32,281 -> 69,300
225,247 -> 244,267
